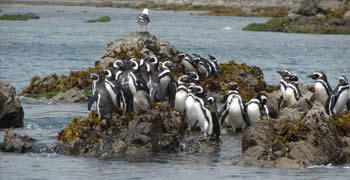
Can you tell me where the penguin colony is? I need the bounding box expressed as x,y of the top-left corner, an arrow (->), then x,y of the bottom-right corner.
88,8 -> 350,140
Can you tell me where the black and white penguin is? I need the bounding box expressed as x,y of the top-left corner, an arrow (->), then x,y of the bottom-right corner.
207,96 -> 220,139
187,71 -> 200,84
137,8 -> 150,31
174,75 -> 190,112
208,55 -> 223,75
159,61 -> 177,106
277,69 -> 292,101
133,80 -> 152,115
219,82 -> 239,128
219,83 -> 249,132
104,69 -> 119,107
307,72 -> 332,106
285,74 -> 303,106
88,73 -> 113,121
90,73 -> 100,96
245,93 -> 269,125
326,76 -> 350,116
192,54 -> 211,77
178,53 -> 199,74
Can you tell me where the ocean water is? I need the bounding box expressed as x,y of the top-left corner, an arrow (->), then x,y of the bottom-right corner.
1,4 -> 350,179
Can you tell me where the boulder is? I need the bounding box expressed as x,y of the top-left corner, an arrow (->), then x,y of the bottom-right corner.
51,88 -> 88,103
0,80 -> 24,128
238,102 -> 347,168
343,10 -> 350,20
0,131 -> 35,153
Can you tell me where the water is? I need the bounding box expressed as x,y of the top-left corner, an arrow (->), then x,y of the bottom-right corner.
1,4 -> 350,179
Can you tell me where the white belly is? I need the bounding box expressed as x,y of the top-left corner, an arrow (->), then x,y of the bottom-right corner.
193,100 -> 212,136
182,60 -> 196,72
285,87 -> 297,106
228,98 -> 246,131
185,95 -> 197,127
246,103 -> 260,125
280,84 -> 286,99
175,90 -> 187,112
160,76 -> 170,95
198,65 -> 208,76
315,82 -> 328,106
129,76 -> 136,95
105,83 -> 117,106
333,89 -> 349,116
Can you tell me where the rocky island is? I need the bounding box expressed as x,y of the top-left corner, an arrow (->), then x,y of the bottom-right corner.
2,32 -> 350,169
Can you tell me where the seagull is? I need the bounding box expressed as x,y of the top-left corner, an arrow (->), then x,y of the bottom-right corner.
137,8 -> 150,32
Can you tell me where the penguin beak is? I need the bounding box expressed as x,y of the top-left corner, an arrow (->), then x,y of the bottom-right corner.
276,70 -> 281,75
306,74 -> 313,79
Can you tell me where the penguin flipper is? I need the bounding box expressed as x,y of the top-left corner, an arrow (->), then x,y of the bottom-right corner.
167,80 -> 177,107
211,112 -> 220,139
88,94 -> 98,111
347,99 -> 350,111
219,108 -> 229,127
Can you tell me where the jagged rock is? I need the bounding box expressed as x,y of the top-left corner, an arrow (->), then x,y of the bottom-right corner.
238,102 -> 347,168
51,88 -> 88,103
98,56 -> 115,69
99,32 -> 179,65
343,10 -> 350,20
0,80 -> 24,128
0,131 -> 35,153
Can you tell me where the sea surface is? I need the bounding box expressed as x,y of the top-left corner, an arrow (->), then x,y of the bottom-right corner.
1,4 -> 350,179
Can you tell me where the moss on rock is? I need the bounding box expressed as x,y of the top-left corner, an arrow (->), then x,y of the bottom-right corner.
86,16 -> 111,23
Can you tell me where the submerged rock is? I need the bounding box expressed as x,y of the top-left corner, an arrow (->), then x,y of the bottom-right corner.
237,101 -> 348,168
0,131 -> 35,153
0,80 -> 24,128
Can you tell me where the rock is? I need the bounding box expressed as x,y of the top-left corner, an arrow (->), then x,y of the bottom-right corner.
0,80 -> 24,128
343,10 -> 350,20
51,88 -> 88,103
239,103 -> 347,168
22,13 -> 40,19
100,32 -> 179,63
0,131 -> 35,153
97,56 -> 115,69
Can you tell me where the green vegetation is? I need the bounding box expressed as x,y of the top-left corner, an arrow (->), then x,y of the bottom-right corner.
0,14 -> 27,21
86,16 -> 111,23
332,111 -> 350,137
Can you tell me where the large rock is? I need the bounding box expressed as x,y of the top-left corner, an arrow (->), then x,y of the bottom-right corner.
0,80 -> 24,128
343,10 -> 350,20
51,88 -> 88,103
238,102 -> 346,168
0,131 -> 35,153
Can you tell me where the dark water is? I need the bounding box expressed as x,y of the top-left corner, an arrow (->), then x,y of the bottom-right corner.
1,5 -> 350,179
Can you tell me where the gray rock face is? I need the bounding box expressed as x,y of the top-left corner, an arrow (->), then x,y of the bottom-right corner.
0,80 -> 24,128
51,88 -> 88,103
23,13 -> 40,19
0,131 -> 35,153
96,32 -> 179,69
238,102 -> 346,168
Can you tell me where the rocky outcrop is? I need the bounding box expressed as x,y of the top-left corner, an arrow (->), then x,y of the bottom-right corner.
0,131 -> 35,153
0,80 -> 24,128
60,102 -> 186,157
51,88 -> 88,103
236,101 -> 348,168
22,13 -> 40,19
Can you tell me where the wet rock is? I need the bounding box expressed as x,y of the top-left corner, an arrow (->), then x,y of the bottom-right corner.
51,88 -> 88,103
0,80 -> 24,128
0,131 -> 35,153
60,102 -> 186,157
343,10 -> 350,20
23,13 -> 40,19
239,102 -> 347,168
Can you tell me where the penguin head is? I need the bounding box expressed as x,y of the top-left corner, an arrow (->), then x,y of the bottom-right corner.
208,55 -> 216,61
89,73 -> 99,81
162,61 -> 175,69
178,53 -> 186,58
277,69 -> 292,77
287,74 -> 299,82
192,53 -> 202,59
188,85 -> 204,96
144,56 -> 158,67
307,72 -> 325,80
129,60 -> 139,71
178,75 -> 190,84
228,82 -> 238,91
192,57 -> 200,64
113,60 -> 124,70
257,93 -> 268,105
187,71 -> 200,84
103,69 -> 114,80
339,76 -> 349,86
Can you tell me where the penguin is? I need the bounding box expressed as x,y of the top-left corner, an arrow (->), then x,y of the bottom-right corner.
148,64 -> 166,102
277,69 -> 292,101
113,60 -> 126,83
186,85 -> 214,138
245,93 -> 269,125
178,53 -> 199,74
159,61 -> 177,106
88,73 -> 113,121
207,96 -> 221,139
133,80 -> 152,114
307,72 -> 332,106
174,75 -> 190,112
104,69 -> 119,107
185,84 -> 199,130
192,54 -> 211,77
90,73 -> 100,96
219,83 -> 249,133
208,55 -> 223,75
187,71 -> 200,84
219,82 -> 239,128
127,60 -> 149,96
285,74 -> 303,106
326,76 -> 350,116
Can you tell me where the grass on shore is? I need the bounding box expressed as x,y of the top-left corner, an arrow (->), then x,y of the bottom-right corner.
86,16 -> 111,23
0,14 -> 27,21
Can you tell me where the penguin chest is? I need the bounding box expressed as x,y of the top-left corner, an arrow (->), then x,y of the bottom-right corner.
182,60 -> 196,72
198,64 -> 208,76
228,98 -> 245,128
246,103 -> 260,125
193,100 -> 212,136
315,82 -> 328,106
285,87 -> 297,106
128,75 -> 137,95
175,89 -> 187,112
160,76 -> 170,95
105,83 -> 117,106
185,95 -> 197,126
280,82 -> 286,99
333,89 -> 349,115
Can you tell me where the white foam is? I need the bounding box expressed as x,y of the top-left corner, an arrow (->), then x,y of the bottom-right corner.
222,27 -> 232,30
